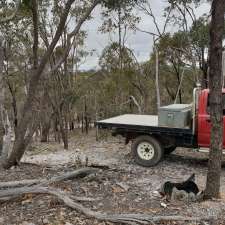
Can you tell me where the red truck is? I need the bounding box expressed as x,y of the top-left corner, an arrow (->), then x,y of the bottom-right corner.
96,87 -> 225,167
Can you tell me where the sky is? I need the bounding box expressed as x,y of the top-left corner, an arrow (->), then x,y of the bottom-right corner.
80,0 -> 210,70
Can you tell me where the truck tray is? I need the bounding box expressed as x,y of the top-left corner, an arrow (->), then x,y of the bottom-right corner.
96,114 -> 192,135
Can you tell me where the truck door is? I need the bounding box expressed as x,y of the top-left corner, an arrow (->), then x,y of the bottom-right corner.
198,91 -> 225,148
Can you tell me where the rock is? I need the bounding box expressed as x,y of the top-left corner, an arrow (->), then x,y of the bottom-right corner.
21,222 -> 36,225
65,222 -> 73,225
10,166 -> 16,170
0,218 -> 4,224
37,199 -> 45,206
153,190 -> 161,197
160,202 -> 167,208
116,182 -> 130,191
98,202 -> 104,207
134,197 -> 142,202
42,218 -> 49,224
22,198 -> 32,205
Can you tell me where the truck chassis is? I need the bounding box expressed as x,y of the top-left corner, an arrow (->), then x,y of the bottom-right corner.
96,114 -> 198,167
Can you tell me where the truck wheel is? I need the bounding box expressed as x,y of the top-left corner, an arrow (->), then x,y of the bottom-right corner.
132,135 -> 164,167
164,146 -> 176,155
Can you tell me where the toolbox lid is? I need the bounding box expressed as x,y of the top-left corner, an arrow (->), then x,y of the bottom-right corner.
159,104 -> 192,112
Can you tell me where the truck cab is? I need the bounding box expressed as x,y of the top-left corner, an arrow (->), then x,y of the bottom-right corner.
197,89 -> 225,148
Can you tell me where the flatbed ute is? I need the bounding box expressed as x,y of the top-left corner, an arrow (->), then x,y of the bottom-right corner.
96,114 -> 196,167
96,88 -> 225,167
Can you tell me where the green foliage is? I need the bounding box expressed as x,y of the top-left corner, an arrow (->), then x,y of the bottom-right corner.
99,42 -> 135,72
0,0 -> 210,131
22,0 -> 31,8
189,17 -> 209,49
155,31 -> 190,65
102,0 -> 145,10
100,0 -> 142,44
165,0 -> 205,30
167,0 -> 202,7
100,9 -> 140,33
20,0 -> 33,12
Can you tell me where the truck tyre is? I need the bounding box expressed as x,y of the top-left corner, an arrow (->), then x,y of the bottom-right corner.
131,135 -> 164,167
164,146 -> 176,155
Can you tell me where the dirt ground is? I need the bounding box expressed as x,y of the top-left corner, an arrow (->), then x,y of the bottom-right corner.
1,130 -> 225,225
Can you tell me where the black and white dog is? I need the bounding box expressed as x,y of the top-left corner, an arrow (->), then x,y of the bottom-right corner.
159,174 -> 202,202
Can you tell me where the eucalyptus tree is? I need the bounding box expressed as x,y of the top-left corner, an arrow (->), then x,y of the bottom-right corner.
98,42 -> 137,115
0,0 -> 146,169
166,0 -> 214,87
98,42 -> 156,115
0,0 -> 101,169
100,0 -> 142,71
167,0 -> 225,199
189,17 -> 210,87
204,0 -> 225,199
155,31 -> 192,103
0,0 -> 27,158
136,0 -> 173,110
39,0 -> 92,148
165,0 -> 202,31
0,39 -> 4,156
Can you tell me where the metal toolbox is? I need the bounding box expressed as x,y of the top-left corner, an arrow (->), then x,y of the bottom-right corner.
158,104 -> 192,128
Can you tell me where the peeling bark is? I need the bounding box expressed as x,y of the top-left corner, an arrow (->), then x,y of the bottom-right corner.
204,0 -> 225,199
0,38 -> 4,156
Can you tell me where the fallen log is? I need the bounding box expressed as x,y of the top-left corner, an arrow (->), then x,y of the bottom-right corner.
0,185 -> 216,225
0,167 -> 99,189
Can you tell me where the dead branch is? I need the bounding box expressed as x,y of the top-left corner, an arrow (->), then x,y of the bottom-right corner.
0,167 -> 99,189
0,184 -> 216,224
129,96 -> 142,114
0,186 -> 100,203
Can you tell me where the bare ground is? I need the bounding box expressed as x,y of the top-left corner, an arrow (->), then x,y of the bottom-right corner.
1,130 -> 225,225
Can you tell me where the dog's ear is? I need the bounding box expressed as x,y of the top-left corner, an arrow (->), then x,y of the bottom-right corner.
186,173 -> 195,182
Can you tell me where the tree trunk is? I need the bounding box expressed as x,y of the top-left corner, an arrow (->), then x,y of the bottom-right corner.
84,96 -> 88,134
54,117 -> 60,143
41,121 -> 51,142
0,127 -> 3,156
118,5 -> 123,73
200,47 -> 209,88
81,113 -> 84,133
202,64 -> 208,89
31,0 -> 39,70
60,125 -> 68,149
155,44 -> 160,111
58,111 -> 68,150
70,120 -> 74,131
11,87 -> 18,129
0,38 -> 4,156
204,0 -> 225,199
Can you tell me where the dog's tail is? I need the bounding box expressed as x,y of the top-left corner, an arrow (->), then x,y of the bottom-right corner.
186,173 -> 195,182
